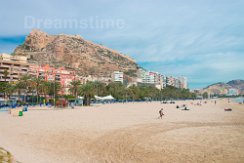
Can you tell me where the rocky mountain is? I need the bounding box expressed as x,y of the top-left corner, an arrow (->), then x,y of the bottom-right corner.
227,80 -> 244,94
202,80 -> 244,95
13,29 -> 139,78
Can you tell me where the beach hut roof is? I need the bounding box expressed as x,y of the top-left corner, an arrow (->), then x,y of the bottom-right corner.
95,95 -> 114,100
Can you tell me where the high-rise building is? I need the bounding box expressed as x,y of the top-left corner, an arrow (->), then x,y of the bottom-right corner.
178,76 -> 188,89
166,76 -> 187,89
112,71 -> 124,83
166,76 -> 177,87
143,71 -> 155,84
137,69 -> 165,89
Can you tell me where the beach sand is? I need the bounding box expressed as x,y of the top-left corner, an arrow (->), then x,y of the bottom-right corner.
0,99 -> 244,163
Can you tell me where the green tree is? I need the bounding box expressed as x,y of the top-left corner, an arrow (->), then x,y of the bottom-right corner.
3,69 -> 9,82
161,86 -> 196,100
203,92 -> 208,99
47,81 -> 61,97
106,82 -> 126,100
78,82 -> 95,106
2,69 -> 9,99
4,82 -> 16,100
69,80 -> 82,99
92,81 -> 108,96
16,75 -> 31,102
30,77 -> 44,104
0,82 -> 8,99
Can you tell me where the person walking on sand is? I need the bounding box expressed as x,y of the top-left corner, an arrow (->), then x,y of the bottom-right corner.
158,108 -> 164,119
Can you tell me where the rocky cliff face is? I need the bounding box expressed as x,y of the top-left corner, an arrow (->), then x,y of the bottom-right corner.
14,29 -> 138,77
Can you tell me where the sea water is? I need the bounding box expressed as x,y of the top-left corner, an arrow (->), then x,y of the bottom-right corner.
232,97 -> 244,103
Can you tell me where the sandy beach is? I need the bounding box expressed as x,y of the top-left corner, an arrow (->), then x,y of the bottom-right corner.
0,99 -> 244,163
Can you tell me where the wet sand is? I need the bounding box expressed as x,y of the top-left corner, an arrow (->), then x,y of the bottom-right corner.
0,99 -> 244,163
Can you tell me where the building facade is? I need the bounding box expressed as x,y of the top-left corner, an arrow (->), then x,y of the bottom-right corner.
137,69 -> 165,89
0,53 -> 34,82
178,76 -> 188,89
227,88 -> 239,96
0,53 -> 84,95
29,65 -> 78,95
166,76 -> 177,87
166,76 -> 187,89
112,71 -> 124,83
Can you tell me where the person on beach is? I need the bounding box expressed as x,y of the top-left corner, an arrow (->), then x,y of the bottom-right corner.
71,102 -> 74,109
158,108 -> 164,119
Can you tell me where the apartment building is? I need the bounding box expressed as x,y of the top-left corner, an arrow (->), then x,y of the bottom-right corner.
137,69 -> 165,89
166,76 -> 188,89
0,53 -> 34,82
30,65 -> 78,95
0,53 -> 83,95
178,76 -> 188,89
166,76 -> 177,87
112,71 -> 124,83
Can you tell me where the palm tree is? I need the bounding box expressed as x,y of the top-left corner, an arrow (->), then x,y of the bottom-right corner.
33,80 -> 60,105
78,82 -> 95,106
3,69 -> 9,82
0,82 -> 7,99
5,82 -> 16,100
38,80 -> 50,103
69,80 -> 81,99
47,81 -> 61,98
107,82 -> 126,100
31,77 -> 43,104
16,75 -> 31,103
93,81 -> 107,96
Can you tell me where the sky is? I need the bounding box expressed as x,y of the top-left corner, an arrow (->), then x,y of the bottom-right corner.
0,0 -> 244,89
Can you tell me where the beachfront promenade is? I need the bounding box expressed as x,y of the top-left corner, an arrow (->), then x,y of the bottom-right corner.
0,99 -> 244,162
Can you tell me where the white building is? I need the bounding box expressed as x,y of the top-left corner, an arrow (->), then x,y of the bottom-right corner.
178,76 -> 188,89
112,71 -> 124,83
227,88 -> 239,96
138,69 -> 165,89
137,68 -> 187,89
143,71 -> 155,84
154,73 -> 165,89
166,76 -> 188,89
